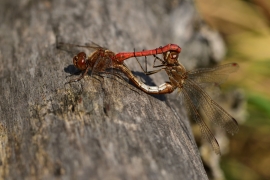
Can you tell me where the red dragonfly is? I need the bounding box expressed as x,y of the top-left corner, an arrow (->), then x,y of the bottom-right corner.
57,41 -> 180,94
114,44 -> 181,62
58,41 -> 239,154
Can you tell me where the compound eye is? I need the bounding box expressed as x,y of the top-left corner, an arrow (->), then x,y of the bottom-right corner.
171,52 -> 178,59
73,52 -> 87,70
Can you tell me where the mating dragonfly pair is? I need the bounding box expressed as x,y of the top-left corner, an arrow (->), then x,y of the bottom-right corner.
57,41 -> 239,155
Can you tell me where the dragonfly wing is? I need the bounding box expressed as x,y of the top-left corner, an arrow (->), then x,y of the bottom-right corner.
187,63 -> 239,85
182,88 -> 221,155
85,41 -> 108,50
184,79 -> 239,134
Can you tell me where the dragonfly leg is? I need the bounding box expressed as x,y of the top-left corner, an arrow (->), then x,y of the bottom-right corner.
153,54 -> 166,68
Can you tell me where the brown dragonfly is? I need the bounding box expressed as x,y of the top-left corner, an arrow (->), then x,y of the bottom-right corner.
139,50 -> 239,155
58,41 -> 239,154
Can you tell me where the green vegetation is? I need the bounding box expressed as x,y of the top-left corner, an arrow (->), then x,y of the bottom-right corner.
196,0 -> 270,179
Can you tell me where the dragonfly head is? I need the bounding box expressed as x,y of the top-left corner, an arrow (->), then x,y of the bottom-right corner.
163,51 -> 179,66
73,52 -> 87,70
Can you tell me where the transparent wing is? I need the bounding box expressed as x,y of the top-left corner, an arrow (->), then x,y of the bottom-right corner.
182,88 -> 221,155
85,41 -> 107,50
57,41 -> 106,51
187,63 -> 239,85
56,36 -> 107,51
183,79 -> 239,135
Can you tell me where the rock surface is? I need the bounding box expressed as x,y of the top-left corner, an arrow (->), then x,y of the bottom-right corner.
0,0 -> 226,179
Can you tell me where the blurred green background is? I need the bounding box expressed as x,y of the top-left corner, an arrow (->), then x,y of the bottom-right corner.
195,0 -> 270,179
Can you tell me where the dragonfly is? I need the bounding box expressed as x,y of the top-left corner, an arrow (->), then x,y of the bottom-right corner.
57,41 -> 181,94
138,49 -> 239,155
114,43 -> 181,62
58,41 -> 239,154
113,46 -> 239,154
57,41 -> 116,83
